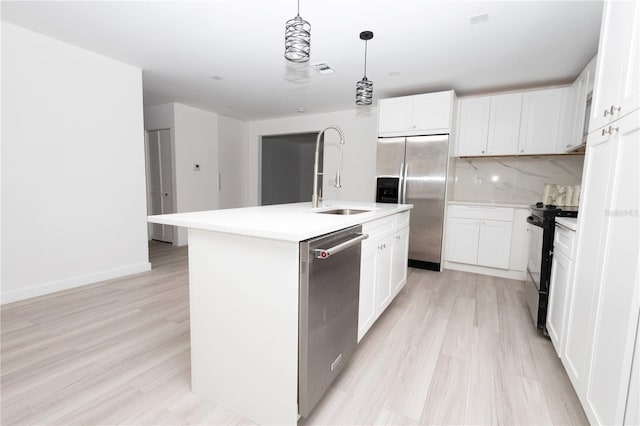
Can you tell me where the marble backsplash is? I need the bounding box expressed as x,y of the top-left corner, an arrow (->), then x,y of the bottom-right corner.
452,155 -> 585,204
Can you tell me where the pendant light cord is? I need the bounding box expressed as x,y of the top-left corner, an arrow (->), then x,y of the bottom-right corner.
297,0 -> 300,16
363,40 -> 368,78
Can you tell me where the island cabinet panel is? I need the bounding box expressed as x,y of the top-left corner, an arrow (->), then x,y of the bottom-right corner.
358,212 -> 410,342
188,229 -> 300,426
391,225 -> 410,295
358,240 -> 378,341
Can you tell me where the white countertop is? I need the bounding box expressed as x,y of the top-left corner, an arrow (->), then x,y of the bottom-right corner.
448,200 -> 531,209
148,201 -> 413,242
556,217 -> 578,231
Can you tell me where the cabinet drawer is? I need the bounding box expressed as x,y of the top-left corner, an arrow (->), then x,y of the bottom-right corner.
363,216 -> 395,239
449,205 -> 514,221
395,211 -> 410,231
554,224 -> 576,259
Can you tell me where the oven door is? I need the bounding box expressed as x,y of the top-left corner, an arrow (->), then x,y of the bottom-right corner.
527,215 -> 544,291
525,214 -> 546,329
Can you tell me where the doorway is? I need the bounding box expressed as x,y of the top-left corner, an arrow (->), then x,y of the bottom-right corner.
145,129 -> 175,243
261,132 -> 322,206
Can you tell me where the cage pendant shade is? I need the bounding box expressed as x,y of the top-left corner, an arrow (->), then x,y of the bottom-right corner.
356,31 -> 374,105
356,77 -> 373,105
284,0 -> 310,63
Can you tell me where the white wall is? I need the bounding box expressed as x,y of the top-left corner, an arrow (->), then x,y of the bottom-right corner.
173,104 -> 220,245
218,115 -> 247,209
1,23 -> 150,304
247,108 -> 378,206
144,103 -> 174,131
143,103 -> 223,245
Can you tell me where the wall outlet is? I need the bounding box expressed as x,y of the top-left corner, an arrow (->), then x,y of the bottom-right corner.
193,164 -> 200,171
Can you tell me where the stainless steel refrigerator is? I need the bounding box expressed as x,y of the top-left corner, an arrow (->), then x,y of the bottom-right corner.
375,135 -> 449,271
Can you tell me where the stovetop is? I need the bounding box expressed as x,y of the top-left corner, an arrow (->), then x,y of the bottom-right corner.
530,202 -> 579,219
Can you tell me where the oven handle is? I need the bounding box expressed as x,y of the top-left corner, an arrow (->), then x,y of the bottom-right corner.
526,215 -> 544,227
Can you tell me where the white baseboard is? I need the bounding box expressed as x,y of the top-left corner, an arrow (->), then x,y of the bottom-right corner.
444,261 -> 526,281
1,262 -> 152,305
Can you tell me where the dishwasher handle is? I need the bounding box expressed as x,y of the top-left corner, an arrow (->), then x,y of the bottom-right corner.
313,233 -> 369,259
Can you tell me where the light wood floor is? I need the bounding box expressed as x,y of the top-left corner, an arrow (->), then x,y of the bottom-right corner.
1,241 -> 587,425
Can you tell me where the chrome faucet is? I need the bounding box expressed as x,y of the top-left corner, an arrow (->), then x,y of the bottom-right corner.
312,125 -> 345,208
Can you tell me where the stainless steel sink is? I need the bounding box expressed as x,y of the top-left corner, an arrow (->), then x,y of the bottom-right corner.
316,209 -> 370,215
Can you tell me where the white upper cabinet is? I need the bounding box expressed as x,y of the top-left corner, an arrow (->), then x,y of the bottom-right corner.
455,97 -> 490,156
378,90 -> 454,136
518,87 -> 569,155
487,93 -> 524,155
456,88 -> 572,157
589,0 -> 640,132
563,56 -> 597,152
456,94 -> 524,157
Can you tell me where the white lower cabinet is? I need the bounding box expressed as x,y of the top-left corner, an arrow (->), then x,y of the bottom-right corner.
391,226 -> 410,295
373,233 -> 393,315
547,222 -> 576,357
358,212 -> 410,342
445,206 -> 513,269
446,218 -> 480,264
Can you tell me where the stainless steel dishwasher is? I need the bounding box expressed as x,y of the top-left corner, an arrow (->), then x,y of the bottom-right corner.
298,224 -> 368,418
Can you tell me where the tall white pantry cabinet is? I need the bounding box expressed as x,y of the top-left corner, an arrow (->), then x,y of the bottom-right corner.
563,1 -> 640,425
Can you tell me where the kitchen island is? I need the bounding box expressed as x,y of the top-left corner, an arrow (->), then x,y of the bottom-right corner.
148,201 -> 412,425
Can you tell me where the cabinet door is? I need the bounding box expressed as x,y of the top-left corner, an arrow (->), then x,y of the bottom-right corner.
565,75 -> 584,151
391,226 -> 410,296
487,93 -> 523,155
446,218 -> 480,265
547,249 -> 571,356
583,111 -> 640,425
563,112 -> 618,392
518,88 -> 567,155
358,241 -> 378,342
378,97 -> 413,135
412,91 -> 453,134
374,234 -> 393,314
590,1 -> 640,132
456,97 -> 490,156
477,220 -> 512,269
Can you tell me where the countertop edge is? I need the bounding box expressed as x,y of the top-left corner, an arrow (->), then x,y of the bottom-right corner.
148,203 -> 413,242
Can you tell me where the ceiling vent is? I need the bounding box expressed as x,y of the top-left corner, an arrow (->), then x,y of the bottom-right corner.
311,62 -> 336,75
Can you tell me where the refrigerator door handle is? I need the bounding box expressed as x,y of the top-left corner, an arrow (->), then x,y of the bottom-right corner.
402,163 -> 408,204
399,162 -> 405,203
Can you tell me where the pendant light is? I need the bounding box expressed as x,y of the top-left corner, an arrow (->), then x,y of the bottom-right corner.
356,31 -> 374,105
284,0 -> 311,63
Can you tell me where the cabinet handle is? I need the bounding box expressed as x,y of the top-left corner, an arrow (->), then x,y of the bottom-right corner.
520,149 -> 524,153
481,150 -> 485,154
602,126 -> 620,136
566,144 -> 571,148
396,236 -> 401,240
604,105 -> 622,117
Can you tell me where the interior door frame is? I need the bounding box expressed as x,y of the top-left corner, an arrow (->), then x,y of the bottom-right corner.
144,128 -> 177,244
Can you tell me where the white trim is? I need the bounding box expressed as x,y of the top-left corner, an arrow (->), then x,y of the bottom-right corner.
444,260 -> 526,281
1,262 -> 152,304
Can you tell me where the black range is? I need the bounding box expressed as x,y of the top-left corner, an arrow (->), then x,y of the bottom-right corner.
525,202 -> 579,334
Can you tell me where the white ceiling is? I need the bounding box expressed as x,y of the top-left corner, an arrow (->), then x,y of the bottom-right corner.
1,1 -> 603,121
